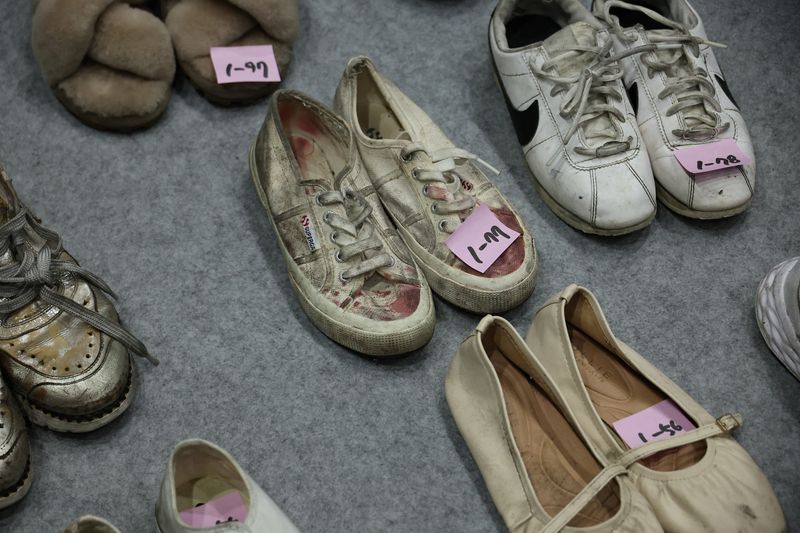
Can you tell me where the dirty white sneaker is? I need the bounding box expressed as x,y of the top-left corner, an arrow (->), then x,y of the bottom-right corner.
155,439 -> 301,533
490,0 -> 657,236
756,257 -> 800,381
335,56 -> 537,313
594,0 -> 754,219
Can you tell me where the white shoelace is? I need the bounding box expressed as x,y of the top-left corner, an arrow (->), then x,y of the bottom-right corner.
399,143 -> 499,233
603,0 -> 730,141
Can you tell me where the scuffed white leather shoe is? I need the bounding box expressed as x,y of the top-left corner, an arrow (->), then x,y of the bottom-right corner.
334,56 -> 537,313
526,285 -> 786,532
490,0 -> 656,236
756,257 -> 800,381
156,439 -> 300,533
594,0 -> 755,219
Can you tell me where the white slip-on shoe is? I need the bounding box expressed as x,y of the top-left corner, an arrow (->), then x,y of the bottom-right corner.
756,257 -> 800,381
334,56 -> 537,314
593,0 -> 755,219
62,516 -> 121,533
490,0 -> 656,236
445,315 -> 663,532
250,90 -> 435,357
155,439 -> 300,533
526,285 -> 786,532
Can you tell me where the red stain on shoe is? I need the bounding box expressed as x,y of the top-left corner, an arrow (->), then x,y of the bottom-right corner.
388,283 -> 420,318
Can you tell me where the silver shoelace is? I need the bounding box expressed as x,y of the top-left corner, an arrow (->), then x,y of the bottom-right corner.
603,0 -> 729,141
0,209 -> 158,365
533,39 -> 634,158
400,143 -> 499,233
316,189 -> 394,282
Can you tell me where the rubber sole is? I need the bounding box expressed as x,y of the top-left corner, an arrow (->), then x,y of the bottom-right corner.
656,181 -> 751,220
16,359 -> 137,433
755,257 -> 800,381
0,458 -> 32,511
248,144 -> 436,357
531,171 -> 656,236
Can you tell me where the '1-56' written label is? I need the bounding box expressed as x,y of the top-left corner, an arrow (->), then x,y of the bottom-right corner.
210,45 -> 282,84
611,399 -> 697,449
673,139 -> 752,175
446,204 -> 520,274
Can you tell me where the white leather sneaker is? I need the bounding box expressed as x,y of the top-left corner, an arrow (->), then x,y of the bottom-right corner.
490,0 -> 656,236
593,0 -> 755,219
756,257 -> 800,381
155,439 -> 300,533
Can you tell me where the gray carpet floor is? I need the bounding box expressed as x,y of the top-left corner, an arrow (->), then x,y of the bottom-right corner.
0,0 -> 798,531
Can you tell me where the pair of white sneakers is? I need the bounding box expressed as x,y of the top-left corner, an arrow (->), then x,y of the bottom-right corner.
491,0 -> 754,235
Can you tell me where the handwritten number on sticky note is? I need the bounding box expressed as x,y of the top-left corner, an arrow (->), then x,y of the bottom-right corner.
637,419 -> 684,444
225,60 -> 270,79
695,154 -> 742,171
466,225 -> 512,265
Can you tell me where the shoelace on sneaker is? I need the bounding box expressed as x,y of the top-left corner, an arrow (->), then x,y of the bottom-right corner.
603,0 -> 729,141
316,189 -> 394,281
400,143 -> 499,233
532,39 -> 634,158
0,209 -> 158,365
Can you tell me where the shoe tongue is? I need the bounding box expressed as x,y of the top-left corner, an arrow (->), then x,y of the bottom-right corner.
543,23 -> 618,147
542,22 -> 599,77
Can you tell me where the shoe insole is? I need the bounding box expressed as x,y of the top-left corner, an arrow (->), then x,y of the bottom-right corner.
506,14 -> 563,48
355,71 -> 406,141
175,475 -> 243,512
279,99 -> 347,181
489,348 -> 620,527
568,325 -> 705,471
608,0 -> 670,30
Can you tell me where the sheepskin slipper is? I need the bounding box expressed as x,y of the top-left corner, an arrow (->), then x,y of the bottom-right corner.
32,0 -> 176,132
161,0 -> 298,105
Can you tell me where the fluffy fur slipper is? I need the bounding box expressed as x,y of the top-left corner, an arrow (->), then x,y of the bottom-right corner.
32,0 -> 176,132
161,0 -> 298,105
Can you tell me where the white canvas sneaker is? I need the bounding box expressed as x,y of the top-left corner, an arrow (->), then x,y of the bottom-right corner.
594,0 -> 755,219
334,56 -> 537,314
156,439 -> 301,533
756,257 -> 800,381
490,0 -> 657,236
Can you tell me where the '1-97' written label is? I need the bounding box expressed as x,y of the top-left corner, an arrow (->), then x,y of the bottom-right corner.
673,139 -> 752,175
210,45 -> 282,84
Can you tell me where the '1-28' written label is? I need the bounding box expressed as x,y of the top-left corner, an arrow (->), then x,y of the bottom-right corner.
673,139 -> 752,175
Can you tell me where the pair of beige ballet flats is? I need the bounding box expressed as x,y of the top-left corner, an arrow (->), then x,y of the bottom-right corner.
446,284 -> 785,532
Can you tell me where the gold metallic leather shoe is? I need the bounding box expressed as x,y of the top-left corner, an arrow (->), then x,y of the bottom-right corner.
0,373 -> 30,510
526,285 -> 786,532
0,166 -> 157,433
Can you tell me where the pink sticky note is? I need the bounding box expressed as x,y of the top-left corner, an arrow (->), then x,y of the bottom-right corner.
612,399 -> 697,450
179,491 -> 248,528
446,204 -> 520,274
210,45 -> 281,84
673,139 -> 752,175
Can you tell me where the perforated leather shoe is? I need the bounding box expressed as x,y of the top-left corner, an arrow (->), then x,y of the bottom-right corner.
526,285 -> 785,532
490,0 -> 656,236
335,57 -> 537,313
593,0 -> 754,219
446,315 -> 663,532
250,90 -> 435,356
0,374 -> 30,510
0,166 -> 156,433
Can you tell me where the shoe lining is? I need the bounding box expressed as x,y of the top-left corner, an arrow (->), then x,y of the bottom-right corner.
278,97 -> 347,183
355,70 -> 406,141
484,325 -> 620,527
506,15 -> 564,48
172,445 -> 250,517
608,0 -> 671,30
564,305 -> 706,471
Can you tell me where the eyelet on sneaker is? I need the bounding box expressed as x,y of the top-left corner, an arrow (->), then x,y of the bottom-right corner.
431,203 -> 439,214
335,250 -> 344,263
422,184 -> 430,196
330,232 -> 339,244
444,173 -> 457,185
314,192 -> 323,206
338,272 -> 350,284
401,151 -> 413,162
323,211 -> 334,224
412,169 -> 420,179
387,256 -> 396,268
438,220 -> 448,232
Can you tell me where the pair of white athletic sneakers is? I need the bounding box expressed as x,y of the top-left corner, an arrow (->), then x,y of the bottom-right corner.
491,0 -> 754,235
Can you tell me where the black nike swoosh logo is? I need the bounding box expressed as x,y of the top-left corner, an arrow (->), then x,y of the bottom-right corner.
714,73 -> 739,109
626,81 -> 639,115
490,53 -> 540,147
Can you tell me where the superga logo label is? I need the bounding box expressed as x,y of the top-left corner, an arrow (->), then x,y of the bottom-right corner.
300,214 -> 320,252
